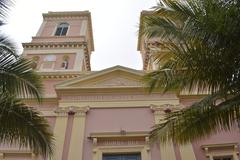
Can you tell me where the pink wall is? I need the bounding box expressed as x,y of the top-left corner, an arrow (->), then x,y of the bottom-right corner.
62,115 -> 74,160
180,97 -> 202,107
180,97 -> 240,159
83,107 -> 155,160
46,116 -> 56,131
151,142 -> 161,160
192,130 -> 240,160
42,79 -> 66,97
31,36 -> 86,43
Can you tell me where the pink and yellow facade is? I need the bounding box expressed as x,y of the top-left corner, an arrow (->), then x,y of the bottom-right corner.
0,11 -> 239,160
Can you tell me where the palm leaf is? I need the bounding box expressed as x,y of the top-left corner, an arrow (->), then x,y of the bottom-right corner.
142,0 -> 240,143
0,0 -> 54,158
0,41 -> 43,100
0,94 -> 54,158
0,0 -> 14,26
150,92 -> 240,144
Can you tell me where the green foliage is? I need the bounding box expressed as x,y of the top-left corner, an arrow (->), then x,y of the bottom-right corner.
0,0 -> 54,158
0,94 -> 54,158
0,38 -> 43,101
142,0 -> 240,143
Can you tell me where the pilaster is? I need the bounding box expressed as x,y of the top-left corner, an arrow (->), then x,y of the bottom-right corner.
73,49 -> 84,71
67,106 -> 89,160
52,108 -> 69,160
31,153 -> 37,160
179,143 -> 196,160
0,153 -> 3,160
151,104 -> 196,160
151,104 -> 181,160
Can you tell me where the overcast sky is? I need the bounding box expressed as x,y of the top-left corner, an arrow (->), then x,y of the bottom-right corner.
3,0 -> 157,70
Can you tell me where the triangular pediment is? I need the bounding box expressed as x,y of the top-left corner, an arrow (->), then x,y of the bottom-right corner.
56,66 -> 145,89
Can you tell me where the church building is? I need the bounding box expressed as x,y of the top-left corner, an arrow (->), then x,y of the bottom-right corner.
0,11 -> 239,160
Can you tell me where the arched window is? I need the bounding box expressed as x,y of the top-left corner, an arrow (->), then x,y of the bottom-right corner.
55,23 -> 69,36
31,56 -> 39,69
61,55 -> 69,69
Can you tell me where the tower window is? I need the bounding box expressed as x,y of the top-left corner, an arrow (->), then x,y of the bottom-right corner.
55,23 -> 69,36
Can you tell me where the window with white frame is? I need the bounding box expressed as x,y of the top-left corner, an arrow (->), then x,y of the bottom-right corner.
202,143 -> 239,160
55,23 -> 69,36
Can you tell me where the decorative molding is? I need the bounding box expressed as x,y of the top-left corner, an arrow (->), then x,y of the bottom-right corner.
83,45 -> 91,71
88,77 -> 143,87
40,74 -> 79,79
42,11 -> 91,19
0,149 -> 31,153
23,42 -> 91,71
93,138 -> 98,146
150,104 -> 184,115
55,65 -> 145,88
202,143 -> 239,149
36,70 -> 89,79
202,143 -> 239,160
61,94 -> 178,102
22,42 -> 87,50
89,131 -> 150,149
97,139 -> 146,146
143,47 -> 151,70
54,106 -> 89,116
89,131 -> 149,138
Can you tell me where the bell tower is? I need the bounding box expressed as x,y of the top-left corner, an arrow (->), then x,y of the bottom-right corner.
137,10 -> 160,71
22,11 -> 94,72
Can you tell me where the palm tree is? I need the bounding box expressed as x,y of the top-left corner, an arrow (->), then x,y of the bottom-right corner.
0,0 -> 54,158
141,0 -> 240,143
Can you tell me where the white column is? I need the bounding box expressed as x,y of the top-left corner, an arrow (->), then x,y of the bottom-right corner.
0,153 -> 4,160
52,109 -> 68,160
179,143 -> 196,160
68,107 -> 89,160
151,105 -> 177,160
74,50 -> 84,71
80,20 -> 88,36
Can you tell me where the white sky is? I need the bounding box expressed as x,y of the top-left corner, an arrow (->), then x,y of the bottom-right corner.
3,0 -> 157,71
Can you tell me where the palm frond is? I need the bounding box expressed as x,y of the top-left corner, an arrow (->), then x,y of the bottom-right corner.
143,0 -> 240,144
150,92 -> 240,144
0,0 -> 14,26
0,94 -> 54,158
0,36 -> 18,56
0,45 -> 43,100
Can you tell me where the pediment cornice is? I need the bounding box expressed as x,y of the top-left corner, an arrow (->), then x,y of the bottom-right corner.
55,66 -> 145,90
